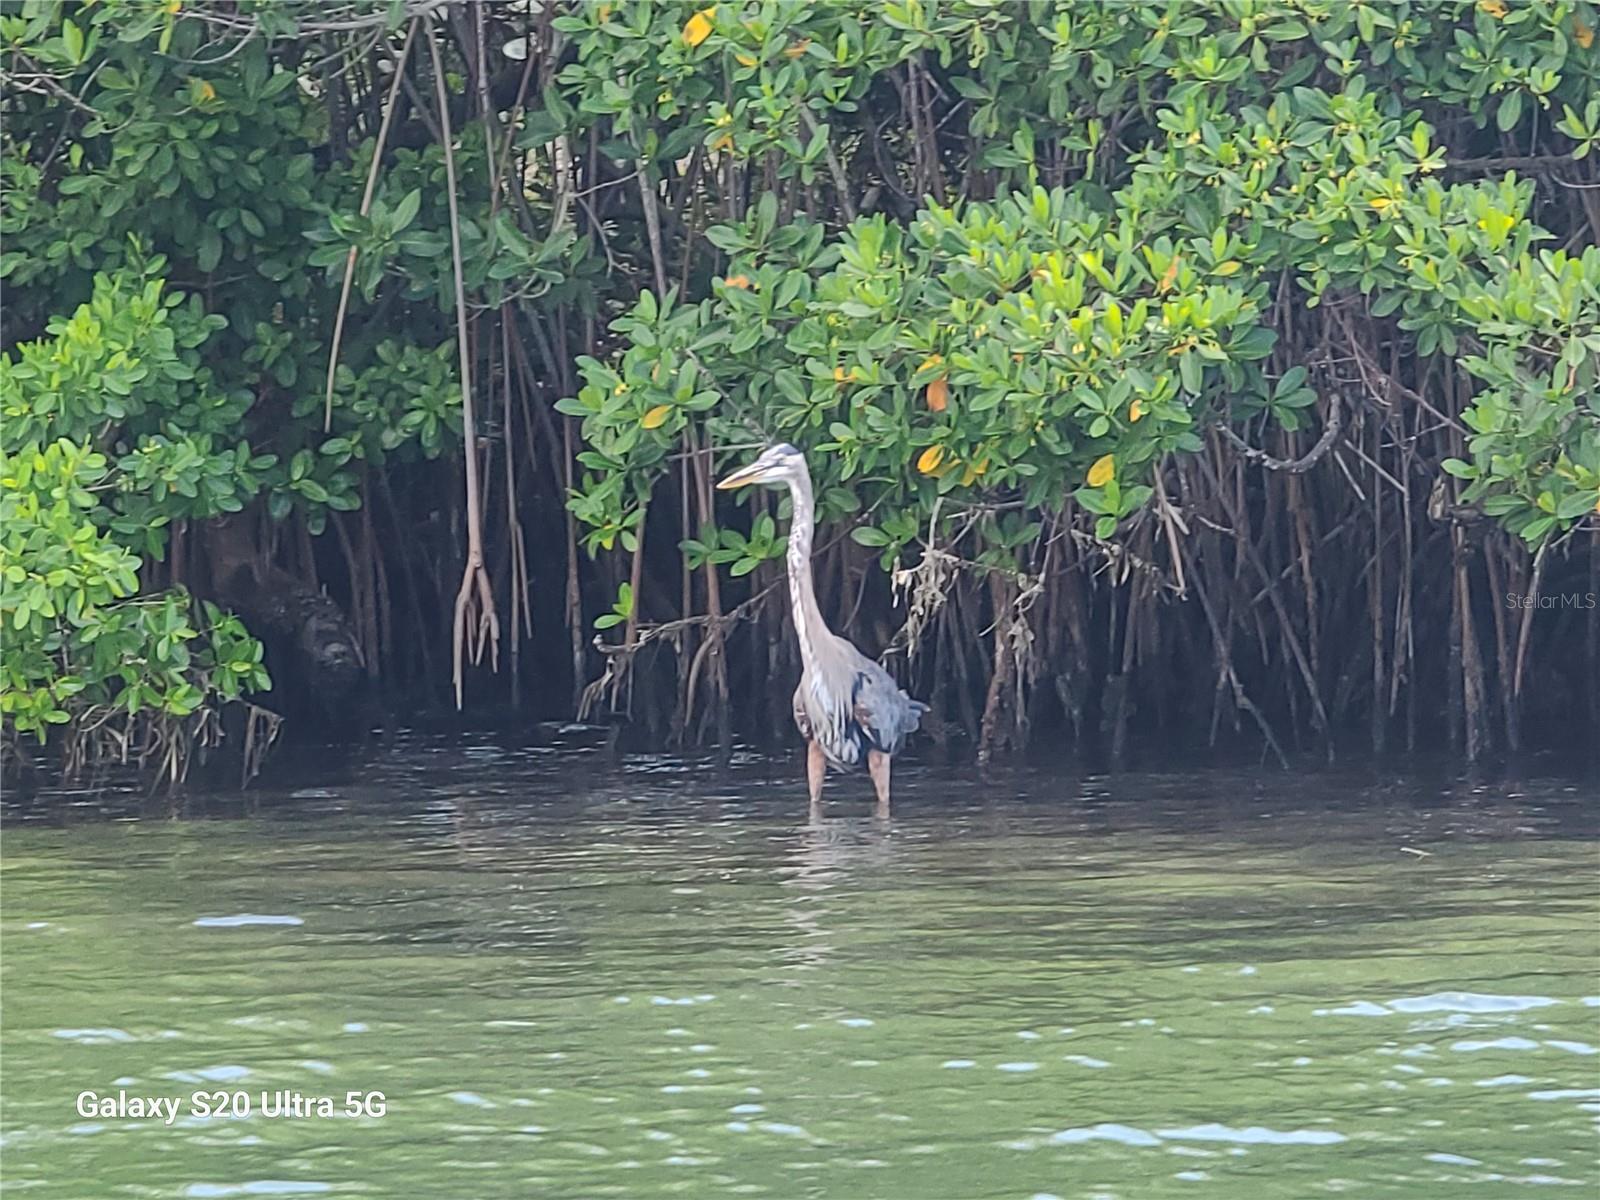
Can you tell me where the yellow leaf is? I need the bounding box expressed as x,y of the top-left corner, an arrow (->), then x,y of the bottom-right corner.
642,404 -> 672,430
1478,0 -> 1507,16
1214,260 -> 1242,276
925,376 -> 949,412
712,134 -> 734,152
1576,15 -> 1595,47
1087,454 -> 1115,488
195,80 -> 216,103
918,353 -> 943,373
598,3 -> 611,19
1369,196 -> 1393,212
917,445 -> 945,474
723,274 -> 750,289
1157,257 -> 1179,294
784,38 -> 811,58
683,6 -> 716,47
1129,399 -> 1145,423
1476,209 -> 1516,241
735,52 -> 757,67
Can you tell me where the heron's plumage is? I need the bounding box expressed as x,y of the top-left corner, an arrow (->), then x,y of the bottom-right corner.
720,443 -> 924,805
848,654 -> 929,757
793,637 -> 926,770
718,444 -> 928,774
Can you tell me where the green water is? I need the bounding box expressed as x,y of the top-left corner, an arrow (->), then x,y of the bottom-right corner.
3,739 -> 1597,1199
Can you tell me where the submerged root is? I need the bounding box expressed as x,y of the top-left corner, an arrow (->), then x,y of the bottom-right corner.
23,697 -> 283,793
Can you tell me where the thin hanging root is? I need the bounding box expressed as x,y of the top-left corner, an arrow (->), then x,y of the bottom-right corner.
687,437 -> 730,744
324,17 -> 418,433
51,699 -> 242,792
973,567 -> 1044,764
430,19 -> 499,707
891,531 -> 1045,660
241,704 -> 283,788
1153,468 -> 1189,598
683,613 -> 732,718
1511,540 -> 1548,704
577,583 -> 779,722
891,546 -> 957,661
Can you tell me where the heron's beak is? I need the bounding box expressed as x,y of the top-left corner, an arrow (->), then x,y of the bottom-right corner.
716,462 -> 765,490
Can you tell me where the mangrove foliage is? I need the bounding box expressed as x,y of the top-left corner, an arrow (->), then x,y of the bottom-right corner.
2,0 -> 1598,784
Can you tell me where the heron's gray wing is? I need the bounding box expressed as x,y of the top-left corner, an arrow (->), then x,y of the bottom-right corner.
848,656 -> 927,757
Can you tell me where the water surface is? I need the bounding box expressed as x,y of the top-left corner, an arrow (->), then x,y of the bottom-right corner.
3,737 -> 1597,1198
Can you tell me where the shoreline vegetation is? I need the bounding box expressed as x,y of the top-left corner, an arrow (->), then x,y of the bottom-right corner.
3,1 -> 1597,791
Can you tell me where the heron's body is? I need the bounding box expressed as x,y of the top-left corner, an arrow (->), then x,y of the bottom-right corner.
718,443 -> 927,813
793,645 -> 923,771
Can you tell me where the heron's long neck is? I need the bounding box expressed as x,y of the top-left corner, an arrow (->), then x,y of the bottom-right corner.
785,467 -> 831,662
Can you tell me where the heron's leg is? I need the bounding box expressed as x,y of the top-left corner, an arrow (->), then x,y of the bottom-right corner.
806,740 -> 826,811
867,749 -> 891,816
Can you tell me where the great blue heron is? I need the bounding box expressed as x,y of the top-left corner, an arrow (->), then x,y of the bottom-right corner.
717,443 -> 928,814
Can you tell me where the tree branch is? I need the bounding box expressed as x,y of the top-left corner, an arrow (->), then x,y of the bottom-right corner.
1218,392 -> 1342,474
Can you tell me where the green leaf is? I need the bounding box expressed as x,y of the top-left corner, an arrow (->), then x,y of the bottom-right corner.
1177,351 -> 1202,395
1556,491 -> 1597,520
1496,89 -> 1523,133
392,188 -> 422,233
196,226 -> 223,273
62,18 -> 85,63
1520,515 -> 1555,543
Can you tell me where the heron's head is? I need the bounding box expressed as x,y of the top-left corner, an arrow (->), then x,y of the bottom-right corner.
715,443 -> 806,491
